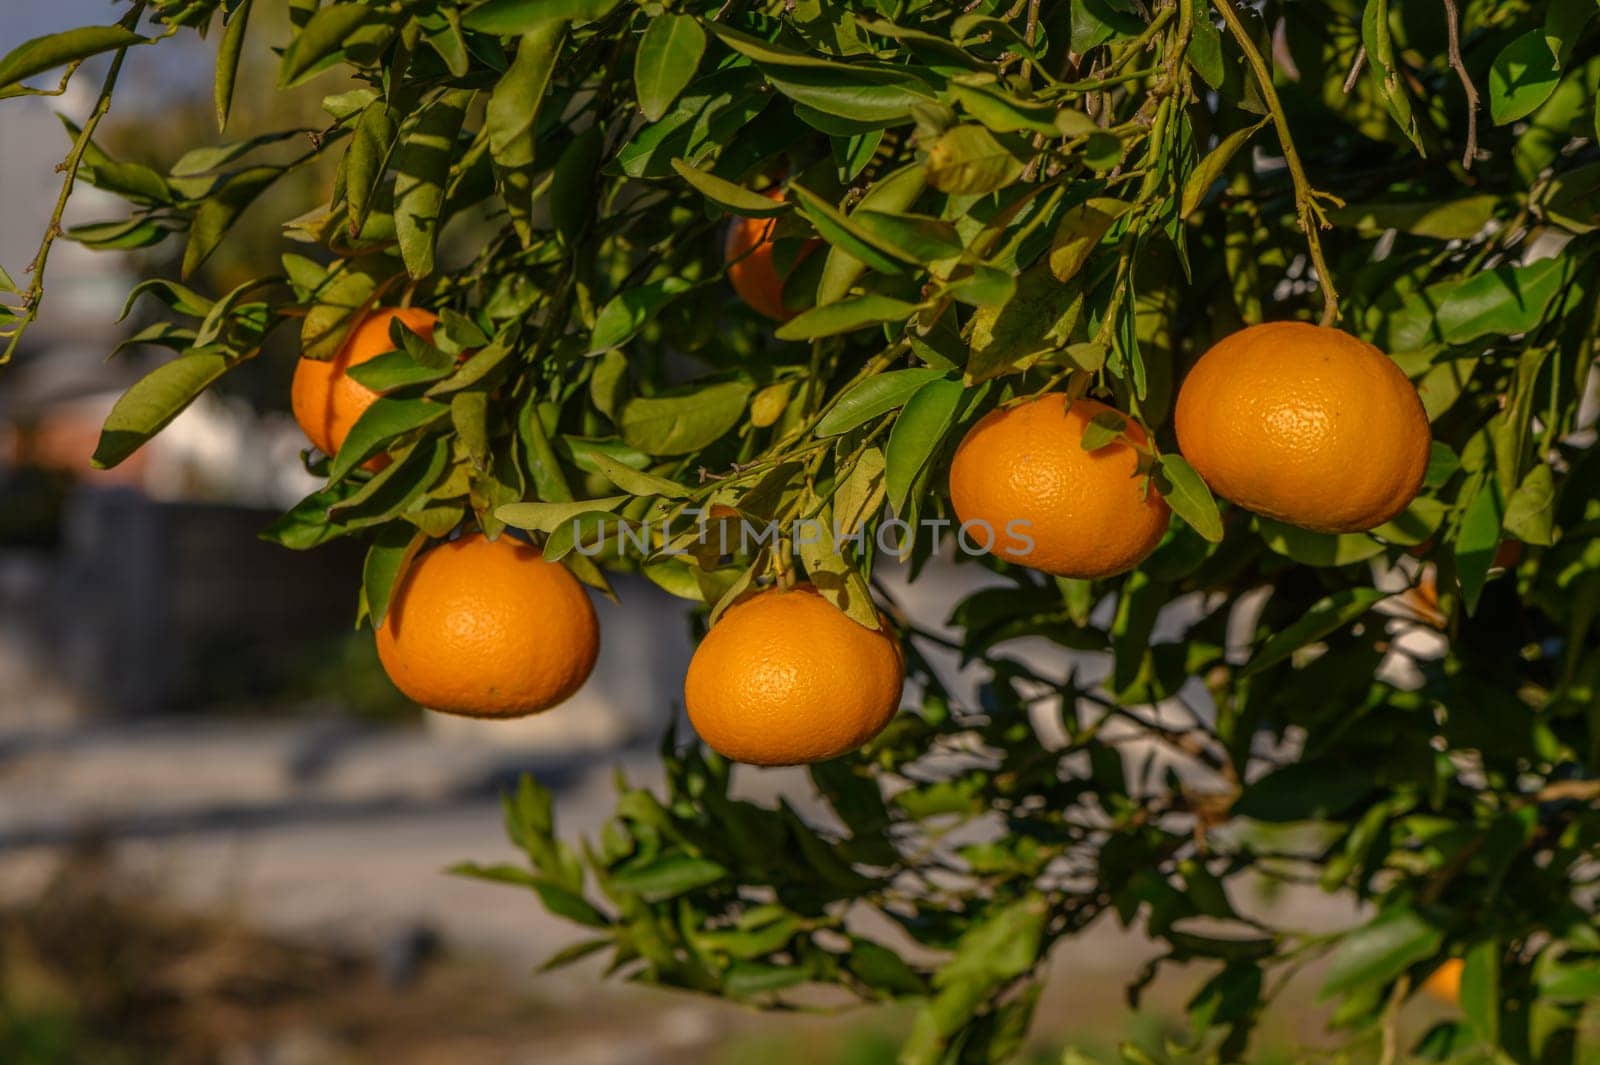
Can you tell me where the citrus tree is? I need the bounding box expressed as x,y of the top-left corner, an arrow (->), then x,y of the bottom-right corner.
4,0 -> 1600,1060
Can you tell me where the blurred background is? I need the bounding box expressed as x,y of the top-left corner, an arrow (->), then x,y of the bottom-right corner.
0,6 -> 1437,1063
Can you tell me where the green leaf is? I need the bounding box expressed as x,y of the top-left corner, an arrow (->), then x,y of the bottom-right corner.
489,24 -> 564,238
1243,587 -> 1388,676
182,165 -> 281,278
635,14 -> 706,122
1187,0 -> 1224,88
725,962 -> 808,998
362,524 -> 424,630
1455,476 -> 1505,613
620,380 -> 753,456
279,4 -> 376,88
850,210 -> 965,262
0,26 -> 147,92
1502,463 -> 1556,546
1329,195 -> 1500,240
885,378 -> 965,516
1231,760 -> 1378,822
261,484 -> 359,550
607,854 -> 728,900
590,452 -> 690,499
708,24 -> 935,124
1181,119 -> 1268,218
925,125 -> 1027,195
1460,940 -> 1499,1045
817,162 -> 925,305
1320,906 -> 1443,999
497,497 -> 628,533
329,398 -> 450,482
790,183 -> 915,274
1488,30 -> 1562,125
1155,455 -> 1221,543
947,80 -> 1093,137
670,159 -> 788,216
966,265 -> 1083,384
395,89 -> 473,279
589,278 -> 692,353
1258,519 -> 1384,566
463,0 -> 619,34
92,353 -> 235,469
934,895 -> 1049,988
775,294 -> 918,341
1080,409 -> 1127,451
816,368 -> 949,437
1435,256 -> 1569,343
1361,0 -> 1423,152
344,102 -> 397,234
847,936 -> 926,997
1048,198 -> 1131,283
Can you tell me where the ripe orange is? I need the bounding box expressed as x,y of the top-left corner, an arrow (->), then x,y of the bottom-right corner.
684,584 -> 904,765
291,307 -> 439,468
724,188 -> 813,321
948,394 -> 1171,580
1175,322 -> 1430,534
1422,958 -> 1463,1005
376,533 -> 599,718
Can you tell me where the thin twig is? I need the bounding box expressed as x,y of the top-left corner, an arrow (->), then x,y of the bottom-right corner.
1210,0 -> 1343,325
1441,0 -> 1480,169
4,4 -> 148,363
1342,44 -> 1367,93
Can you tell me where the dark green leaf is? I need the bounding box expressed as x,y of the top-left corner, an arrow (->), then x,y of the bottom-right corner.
1243,587 -> 1388,675
608,854 -> 728,899
0,26 -> 147,92
775,294 -> 918,341
619,381 -> 752,456
395,89 -> 473,279
1320,906 -> 1443,999
1155,454 -> 1221,543
92,353 -> 235,469
885,377 -> 965,515
815,368 -> 948,437
329,398 -> 450,482
635,15 -> 705,122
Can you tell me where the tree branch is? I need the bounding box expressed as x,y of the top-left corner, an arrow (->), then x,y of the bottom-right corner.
1441,0 -> 1480,169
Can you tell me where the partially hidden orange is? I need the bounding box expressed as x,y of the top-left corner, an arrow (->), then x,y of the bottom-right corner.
949,394 -> 1171,580
1175,322 -> 1430,534
684,584 -> 903,766
376,533 -> 599,718
724,187 -> 814,322
291,307 -> 439,469
1422,958 -> 1463,1005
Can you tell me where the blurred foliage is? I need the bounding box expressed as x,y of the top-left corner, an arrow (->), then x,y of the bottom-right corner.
1,0 -> 1599,1062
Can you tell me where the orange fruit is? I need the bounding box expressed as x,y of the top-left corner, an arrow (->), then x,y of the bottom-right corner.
684,584 -> 904,765
291,307 -> 439,467
1422,958 -> 1463,1005
948,394 -> 1171,580
376,533 -> 599,718
1175,322 -> 1430,534
724,188 -> 814,321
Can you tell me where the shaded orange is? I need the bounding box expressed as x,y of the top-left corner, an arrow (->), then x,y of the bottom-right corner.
1175,322 -> 1430,534
948,394 -> 1171,580
376,533 -> 599,718
724,188 -> 814,321
291,307 -> 439,468
684,584 -> 903,765
1422,959 -> 1463,1005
